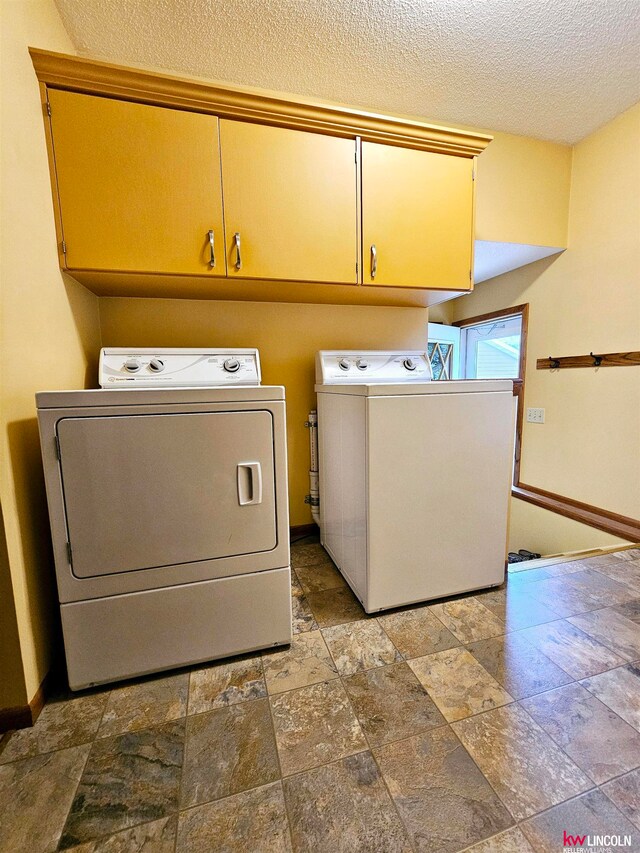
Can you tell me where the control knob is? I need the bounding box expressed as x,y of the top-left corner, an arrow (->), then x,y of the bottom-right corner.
148,358 -> 165,373
123,358 -> 141,373
338,358 -> 351,371
403,357 -> 417,371
356,358 -> 369,370
223,358 -> 241,373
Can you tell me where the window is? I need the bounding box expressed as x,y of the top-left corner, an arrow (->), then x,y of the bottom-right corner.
463,314 -> 522,379
427,341 -> 453,379
427,311 -> 523,382
426,322 -> 461,379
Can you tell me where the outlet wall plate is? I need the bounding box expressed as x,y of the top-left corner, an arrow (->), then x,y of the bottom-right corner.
527,407 -> 545,424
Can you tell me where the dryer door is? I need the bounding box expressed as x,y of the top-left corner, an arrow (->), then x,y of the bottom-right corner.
57,411 -> 277,578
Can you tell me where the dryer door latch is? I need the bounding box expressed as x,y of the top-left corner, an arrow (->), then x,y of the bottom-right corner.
237,462 -> 263,506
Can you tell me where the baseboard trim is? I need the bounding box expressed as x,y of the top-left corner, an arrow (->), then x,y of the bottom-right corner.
512,483 -> 640,542
508,543 -> 640,573
0,675 -> 48,733
0,702 -> 33,733
290,523 -> 319,542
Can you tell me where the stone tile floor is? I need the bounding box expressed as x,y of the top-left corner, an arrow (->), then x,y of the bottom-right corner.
1,543 -> 640,852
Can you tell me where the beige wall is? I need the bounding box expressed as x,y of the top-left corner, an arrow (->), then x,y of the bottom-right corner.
509,500 -> 627,556
99,299 -> 428,526
475,131 -> 572,247
1,0 -> 102,705
453,102 -> 640,553
426,302 -> 453,325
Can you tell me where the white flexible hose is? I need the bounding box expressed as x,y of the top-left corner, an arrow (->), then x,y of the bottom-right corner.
308,410 -> 320,525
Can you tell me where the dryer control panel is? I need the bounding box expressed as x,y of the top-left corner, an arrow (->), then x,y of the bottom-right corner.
316,351 -> 432,384
99,348 -> 261,387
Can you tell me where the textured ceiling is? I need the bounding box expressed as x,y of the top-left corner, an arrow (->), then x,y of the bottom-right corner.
54,0 -> 640,144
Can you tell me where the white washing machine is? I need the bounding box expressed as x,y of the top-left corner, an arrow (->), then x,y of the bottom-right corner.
315,351 -> 514,612
37,348 -> 291,690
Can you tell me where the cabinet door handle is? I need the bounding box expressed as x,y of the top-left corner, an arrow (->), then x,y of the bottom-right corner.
208,230 -> 215,268
370,244 -> 377,279
234,232 -> 242,271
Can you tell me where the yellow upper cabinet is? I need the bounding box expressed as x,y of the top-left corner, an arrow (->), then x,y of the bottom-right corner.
33,50 -> 491,302
48,90 -> 226,275
362,142 -> 474,290
219,120 -> 358,284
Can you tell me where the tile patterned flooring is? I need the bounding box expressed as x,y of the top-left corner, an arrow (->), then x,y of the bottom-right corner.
1,544 -> 640,852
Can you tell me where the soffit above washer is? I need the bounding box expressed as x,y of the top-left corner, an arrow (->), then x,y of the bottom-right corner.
53,0 -> 640,144
474,241 -> 564,283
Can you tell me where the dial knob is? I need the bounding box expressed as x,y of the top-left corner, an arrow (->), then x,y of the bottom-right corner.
148,358 -> 165,373
124,358 -> 141,373
338,358 -> 351,371
356,359 -> 369,370
403,358 -> 416,371
223,358 -> 241,373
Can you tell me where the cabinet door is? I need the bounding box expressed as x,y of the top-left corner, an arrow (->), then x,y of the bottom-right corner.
362,142 -> 474,289
48,90 -> 225,275
220,120 -> 357,283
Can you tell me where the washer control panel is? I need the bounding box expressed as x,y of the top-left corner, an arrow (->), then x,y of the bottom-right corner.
99,348 -> 261,388
316,351 -> 432,384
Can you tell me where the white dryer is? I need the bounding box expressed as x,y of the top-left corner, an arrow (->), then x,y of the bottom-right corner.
315,351 -> 514,612
37,348 -> 291,689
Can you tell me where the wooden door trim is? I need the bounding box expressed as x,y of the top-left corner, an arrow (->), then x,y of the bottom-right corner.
30,48 -> 491,158
452,304 -> 530,329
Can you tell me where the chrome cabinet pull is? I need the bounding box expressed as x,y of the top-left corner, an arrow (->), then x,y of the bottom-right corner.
370,244 -> 377,279
208,230 -> 215,268
234,232 -> 242,271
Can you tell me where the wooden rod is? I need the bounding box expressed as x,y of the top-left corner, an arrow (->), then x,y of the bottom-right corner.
537,351 -> 640,370
513,483 -> 640,542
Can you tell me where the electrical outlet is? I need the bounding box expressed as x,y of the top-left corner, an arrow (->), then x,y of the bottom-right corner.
527,407 -> 545,424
